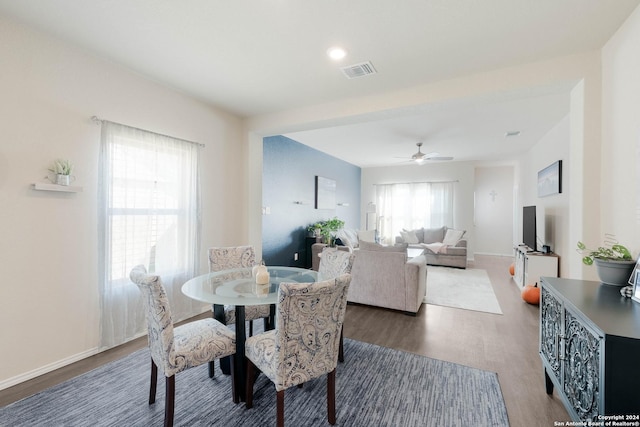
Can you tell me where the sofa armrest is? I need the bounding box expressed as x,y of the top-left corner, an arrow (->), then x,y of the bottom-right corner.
311,243 -> 327,271
454,239 -> 467,248
395,236 -> 405,244
404,255 -> 427,314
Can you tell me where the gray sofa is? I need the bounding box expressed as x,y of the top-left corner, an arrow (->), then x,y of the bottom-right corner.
312,241 -> 427,315
395,226 -> 467,269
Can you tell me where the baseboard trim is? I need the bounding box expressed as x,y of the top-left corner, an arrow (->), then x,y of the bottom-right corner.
1,307 -> 212,392
474,252 -> 513,258
0,347 -> 100,391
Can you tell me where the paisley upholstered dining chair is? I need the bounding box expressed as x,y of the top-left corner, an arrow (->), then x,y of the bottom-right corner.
245,274 -> 351,427
208,246 -> 272,333
318,247 -> 354,362
207,246 -> 271,375
130,265 -> 236,427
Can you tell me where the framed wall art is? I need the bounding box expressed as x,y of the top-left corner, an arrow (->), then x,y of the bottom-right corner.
315,176 -> 336,209
538,160 -> 562,197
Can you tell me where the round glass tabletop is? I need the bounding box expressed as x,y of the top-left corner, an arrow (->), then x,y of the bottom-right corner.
182,266 -> 318,306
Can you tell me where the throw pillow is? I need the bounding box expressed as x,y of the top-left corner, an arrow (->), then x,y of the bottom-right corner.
337,229 -> 355,250
357,229 -> 376,243
423,226 -> 446,244
400,230 -> 419,244
337,228 -> 362,250
403,227 -> 424,243
442,228 -> 465,246
359,241 -> 408,252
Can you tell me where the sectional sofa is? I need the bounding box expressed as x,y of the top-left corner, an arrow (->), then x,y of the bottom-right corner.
395,226 -> 467,269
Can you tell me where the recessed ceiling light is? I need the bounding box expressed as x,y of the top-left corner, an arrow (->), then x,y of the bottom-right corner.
327,46 -> 347,61
505,131 -> 521,137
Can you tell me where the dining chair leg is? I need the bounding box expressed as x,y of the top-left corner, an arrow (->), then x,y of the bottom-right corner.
245,360 -> 254,408
276,389 -> 285,427
338,326 -> 344,363
165,375 -> 175,427
229,355 -> 236,404
212,304 -> 230,375
327,369 -> 336,425
208,360 -> 215,378
150,359 -> 158,404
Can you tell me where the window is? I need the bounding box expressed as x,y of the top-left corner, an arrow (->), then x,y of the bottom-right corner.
98,121 -> 202,348
376,182 -> 454,242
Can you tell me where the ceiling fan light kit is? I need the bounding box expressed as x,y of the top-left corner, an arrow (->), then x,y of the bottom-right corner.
396,142 -> 453,164
411,142 -> 427,162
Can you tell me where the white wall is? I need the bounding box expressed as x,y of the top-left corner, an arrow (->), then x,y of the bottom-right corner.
601,6 -> 640,258
516,115 -> 571,276
474,166 -> 514,256
0,17 -> 246,387
361,162 -> 476,259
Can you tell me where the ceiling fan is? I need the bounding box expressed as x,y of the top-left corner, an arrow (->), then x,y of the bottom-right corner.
401,142 -> 454,164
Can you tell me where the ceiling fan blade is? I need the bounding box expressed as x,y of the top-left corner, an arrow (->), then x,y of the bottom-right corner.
427,156 -> 454,161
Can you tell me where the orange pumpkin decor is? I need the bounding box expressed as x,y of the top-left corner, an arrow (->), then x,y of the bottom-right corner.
509,263 -> 515,276
521,283 -> 540,305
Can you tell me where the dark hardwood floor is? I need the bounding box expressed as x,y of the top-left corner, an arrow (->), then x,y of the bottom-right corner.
1,254 -> 568,426
344,254 -> 569,426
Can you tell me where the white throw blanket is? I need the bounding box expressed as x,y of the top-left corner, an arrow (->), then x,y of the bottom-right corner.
422,242 -> 448,254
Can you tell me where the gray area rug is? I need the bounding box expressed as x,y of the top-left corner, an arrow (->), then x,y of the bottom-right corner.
425,267 -> 503,314
0,339 -> 509,427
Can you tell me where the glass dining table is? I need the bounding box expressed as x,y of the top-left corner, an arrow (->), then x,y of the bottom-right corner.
182,266 -> 317,403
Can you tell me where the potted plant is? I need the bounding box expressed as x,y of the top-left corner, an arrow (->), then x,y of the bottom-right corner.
48,159 -> 74,186
577,239 -> 635,286
307,217 -> 345,247
308,221 -> 324,238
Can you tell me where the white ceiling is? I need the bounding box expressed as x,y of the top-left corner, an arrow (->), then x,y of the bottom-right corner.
1,0 -> 638,167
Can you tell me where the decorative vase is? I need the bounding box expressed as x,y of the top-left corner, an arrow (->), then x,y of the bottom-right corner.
255,263 -> 270,285
594,258 -> 635,286
55,174 -> 70,186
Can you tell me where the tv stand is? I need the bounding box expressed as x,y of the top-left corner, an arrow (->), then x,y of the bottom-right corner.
513,246 -> 559,288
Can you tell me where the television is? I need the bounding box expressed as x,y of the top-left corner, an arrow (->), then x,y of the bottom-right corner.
523,205 -> 537,252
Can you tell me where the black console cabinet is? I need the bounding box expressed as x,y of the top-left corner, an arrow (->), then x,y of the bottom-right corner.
540,277 -> 640,421
304,236 -> 320,269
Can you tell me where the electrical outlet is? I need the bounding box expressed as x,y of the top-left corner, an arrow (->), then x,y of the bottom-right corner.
293,253 -> 299,261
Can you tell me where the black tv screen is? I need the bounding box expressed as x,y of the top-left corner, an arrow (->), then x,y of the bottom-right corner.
523,206 -> 537,252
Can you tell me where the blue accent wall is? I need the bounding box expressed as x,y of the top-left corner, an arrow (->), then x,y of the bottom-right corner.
262,135 -> 361,267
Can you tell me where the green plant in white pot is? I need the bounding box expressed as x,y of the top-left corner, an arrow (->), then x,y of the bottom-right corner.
577,239 -> 635,286
48,159 -> 74,186
307,217 -> 345,247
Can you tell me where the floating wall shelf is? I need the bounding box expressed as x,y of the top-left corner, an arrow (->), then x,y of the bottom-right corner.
32,183 -> 83,193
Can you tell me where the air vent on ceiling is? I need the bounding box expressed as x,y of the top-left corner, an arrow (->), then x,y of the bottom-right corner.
340,61 -> 377,79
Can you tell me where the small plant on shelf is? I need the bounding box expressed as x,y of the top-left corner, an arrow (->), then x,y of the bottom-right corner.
48,159 -> 73,176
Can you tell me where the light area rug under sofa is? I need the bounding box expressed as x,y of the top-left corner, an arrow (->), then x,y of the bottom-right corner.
425,266 -> 503,314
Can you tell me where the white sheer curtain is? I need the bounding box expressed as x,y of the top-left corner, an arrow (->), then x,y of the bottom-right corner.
98,121 -> 203,349
376,182 -> 454,243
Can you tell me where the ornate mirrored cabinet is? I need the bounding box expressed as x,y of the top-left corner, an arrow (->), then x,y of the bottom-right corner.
539,277 -> 640,422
